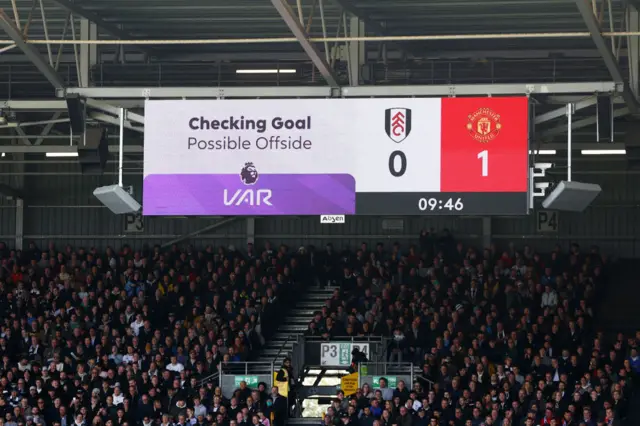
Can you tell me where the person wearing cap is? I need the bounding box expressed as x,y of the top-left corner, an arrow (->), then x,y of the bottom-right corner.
274,361 -> 297,419
348,347 -> 368,374
275,358 -> 295,392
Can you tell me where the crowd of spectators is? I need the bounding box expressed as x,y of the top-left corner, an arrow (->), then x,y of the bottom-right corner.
0,240 -> 309,426
0,232 -> 637,426
305,232 -> 637,426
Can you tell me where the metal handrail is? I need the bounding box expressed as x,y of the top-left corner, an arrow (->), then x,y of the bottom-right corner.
274,335 -> 291,362
359,361 -> 415,371
304,335 -> 386,342
357,362 -> 415,389
415,374 -> 435,391
197,370 -> 220,387
219,361 -> 275,375
377,337 -> 392,362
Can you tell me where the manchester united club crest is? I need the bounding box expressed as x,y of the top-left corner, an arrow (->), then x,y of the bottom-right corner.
467,107 -> 502,143
385,108 -> 412,143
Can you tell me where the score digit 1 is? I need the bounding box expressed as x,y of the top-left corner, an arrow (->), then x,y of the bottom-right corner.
477,150 -> 488,177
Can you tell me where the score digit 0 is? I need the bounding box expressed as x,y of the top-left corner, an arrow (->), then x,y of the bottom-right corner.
389,151 -> 407,177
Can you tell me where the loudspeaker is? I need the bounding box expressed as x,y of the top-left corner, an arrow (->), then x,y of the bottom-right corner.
624,122 -> 640,169
66,95 -> 86,135
541,181 -> 602,212
93,185 -> 141,214
597,94 -> 613,142
78,127 -> 108,174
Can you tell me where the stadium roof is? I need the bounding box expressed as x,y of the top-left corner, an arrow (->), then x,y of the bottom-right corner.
0,0 -> 638,154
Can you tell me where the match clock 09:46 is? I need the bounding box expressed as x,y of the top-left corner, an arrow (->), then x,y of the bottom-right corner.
418,197 -> 464,212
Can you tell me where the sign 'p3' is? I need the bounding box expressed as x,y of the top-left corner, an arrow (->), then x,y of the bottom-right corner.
124,213 -> 144,233
320,342 -> 369,367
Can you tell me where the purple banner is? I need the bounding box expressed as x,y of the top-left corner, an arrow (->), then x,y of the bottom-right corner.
143,174 -> 356,216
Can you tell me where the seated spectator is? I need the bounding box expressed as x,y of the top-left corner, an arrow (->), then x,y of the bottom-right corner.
0,241 -> 309,426
317,236 -> 636,426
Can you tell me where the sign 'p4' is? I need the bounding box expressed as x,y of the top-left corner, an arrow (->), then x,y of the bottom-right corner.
536,210 -> 558,233
320,342 -> 369,367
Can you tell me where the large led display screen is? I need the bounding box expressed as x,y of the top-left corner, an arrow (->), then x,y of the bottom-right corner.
143,97 -> 529,215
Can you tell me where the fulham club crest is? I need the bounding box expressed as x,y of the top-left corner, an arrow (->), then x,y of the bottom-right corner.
385,108 -> 412,143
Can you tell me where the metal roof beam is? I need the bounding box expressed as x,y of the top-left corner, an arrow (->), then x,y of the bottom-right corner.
14,127 -> 33,146
534,97 -> 598,125
0,183 -> 21,199
541,107 -> 630,138
0,49 -> 623,64
48,0 -> 156,57
2,100 -> 67,110
270,0 -> 340,87
2,99 -> 145,110
627,0 -> 640,10
58,81 -> 617,99
329,0 -> 415,56
0,10 -> 64,89
89,112 -> 143,133
0,145 -> 143,154
541,142 -> 627,150
85,99 -> 144,125
574,0 -> 639,114
1,142 -> 628,155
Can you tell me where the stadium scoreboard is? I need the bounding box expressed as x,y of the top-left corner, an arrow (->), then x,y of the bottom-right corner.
143,97 -> 529,216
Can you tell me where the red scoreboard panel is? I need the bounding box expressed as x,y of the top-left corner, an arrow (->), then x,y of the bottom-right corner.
356,96 -> 530,215
441,97 -> 529,193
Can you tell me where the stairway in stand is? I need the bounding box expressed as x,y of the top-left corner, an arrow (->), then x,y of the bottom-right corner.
593,260 -> 640,426
257,286 -> 336,368
596,260 -> 640,333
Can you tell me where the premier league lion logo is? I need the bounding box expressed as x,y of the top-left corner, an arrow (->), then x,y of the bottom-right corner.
240,162 -> 259,185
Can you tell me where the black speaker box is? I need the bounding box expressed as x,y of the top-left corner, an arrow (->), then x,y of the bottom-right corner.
624,122 -> 640,170
597,94 -> 613,142
66,96 -> 86,135
78,127 -> 108,174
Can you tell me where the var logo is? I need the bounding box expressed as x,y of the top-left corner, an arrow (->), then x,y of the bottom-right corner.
223,189 -> 273,206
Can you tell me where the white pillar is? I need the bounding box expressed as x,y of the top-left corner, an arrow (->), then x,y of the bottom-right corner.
10,142 -> 25,250
246,218 -> 255,245
628,5 -> 640,98
79,19 -> 98,87
348,16 -> 365,86
15,198 -> 23,251
481,217 -> 492,249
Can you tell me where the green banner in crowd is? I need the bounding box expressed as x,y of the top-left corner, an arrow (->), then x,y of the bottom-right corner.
372,376 -> 397,388
234,375 -> 259,387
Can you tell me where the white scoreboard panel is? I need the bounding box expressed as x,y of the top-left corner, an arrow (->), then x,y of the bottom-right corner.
143,97 -> 529,216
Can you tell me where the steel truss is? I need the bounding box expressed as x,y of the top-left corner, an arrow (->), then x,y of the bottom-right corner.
573,0 -> 640,114
0,142 -> 628,155
0,80 -> 625,154
57,81 -> 618,99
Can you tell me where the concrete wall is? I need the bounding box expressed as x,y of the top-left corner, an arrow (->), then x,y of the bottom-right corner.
0,162 -> 638,256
